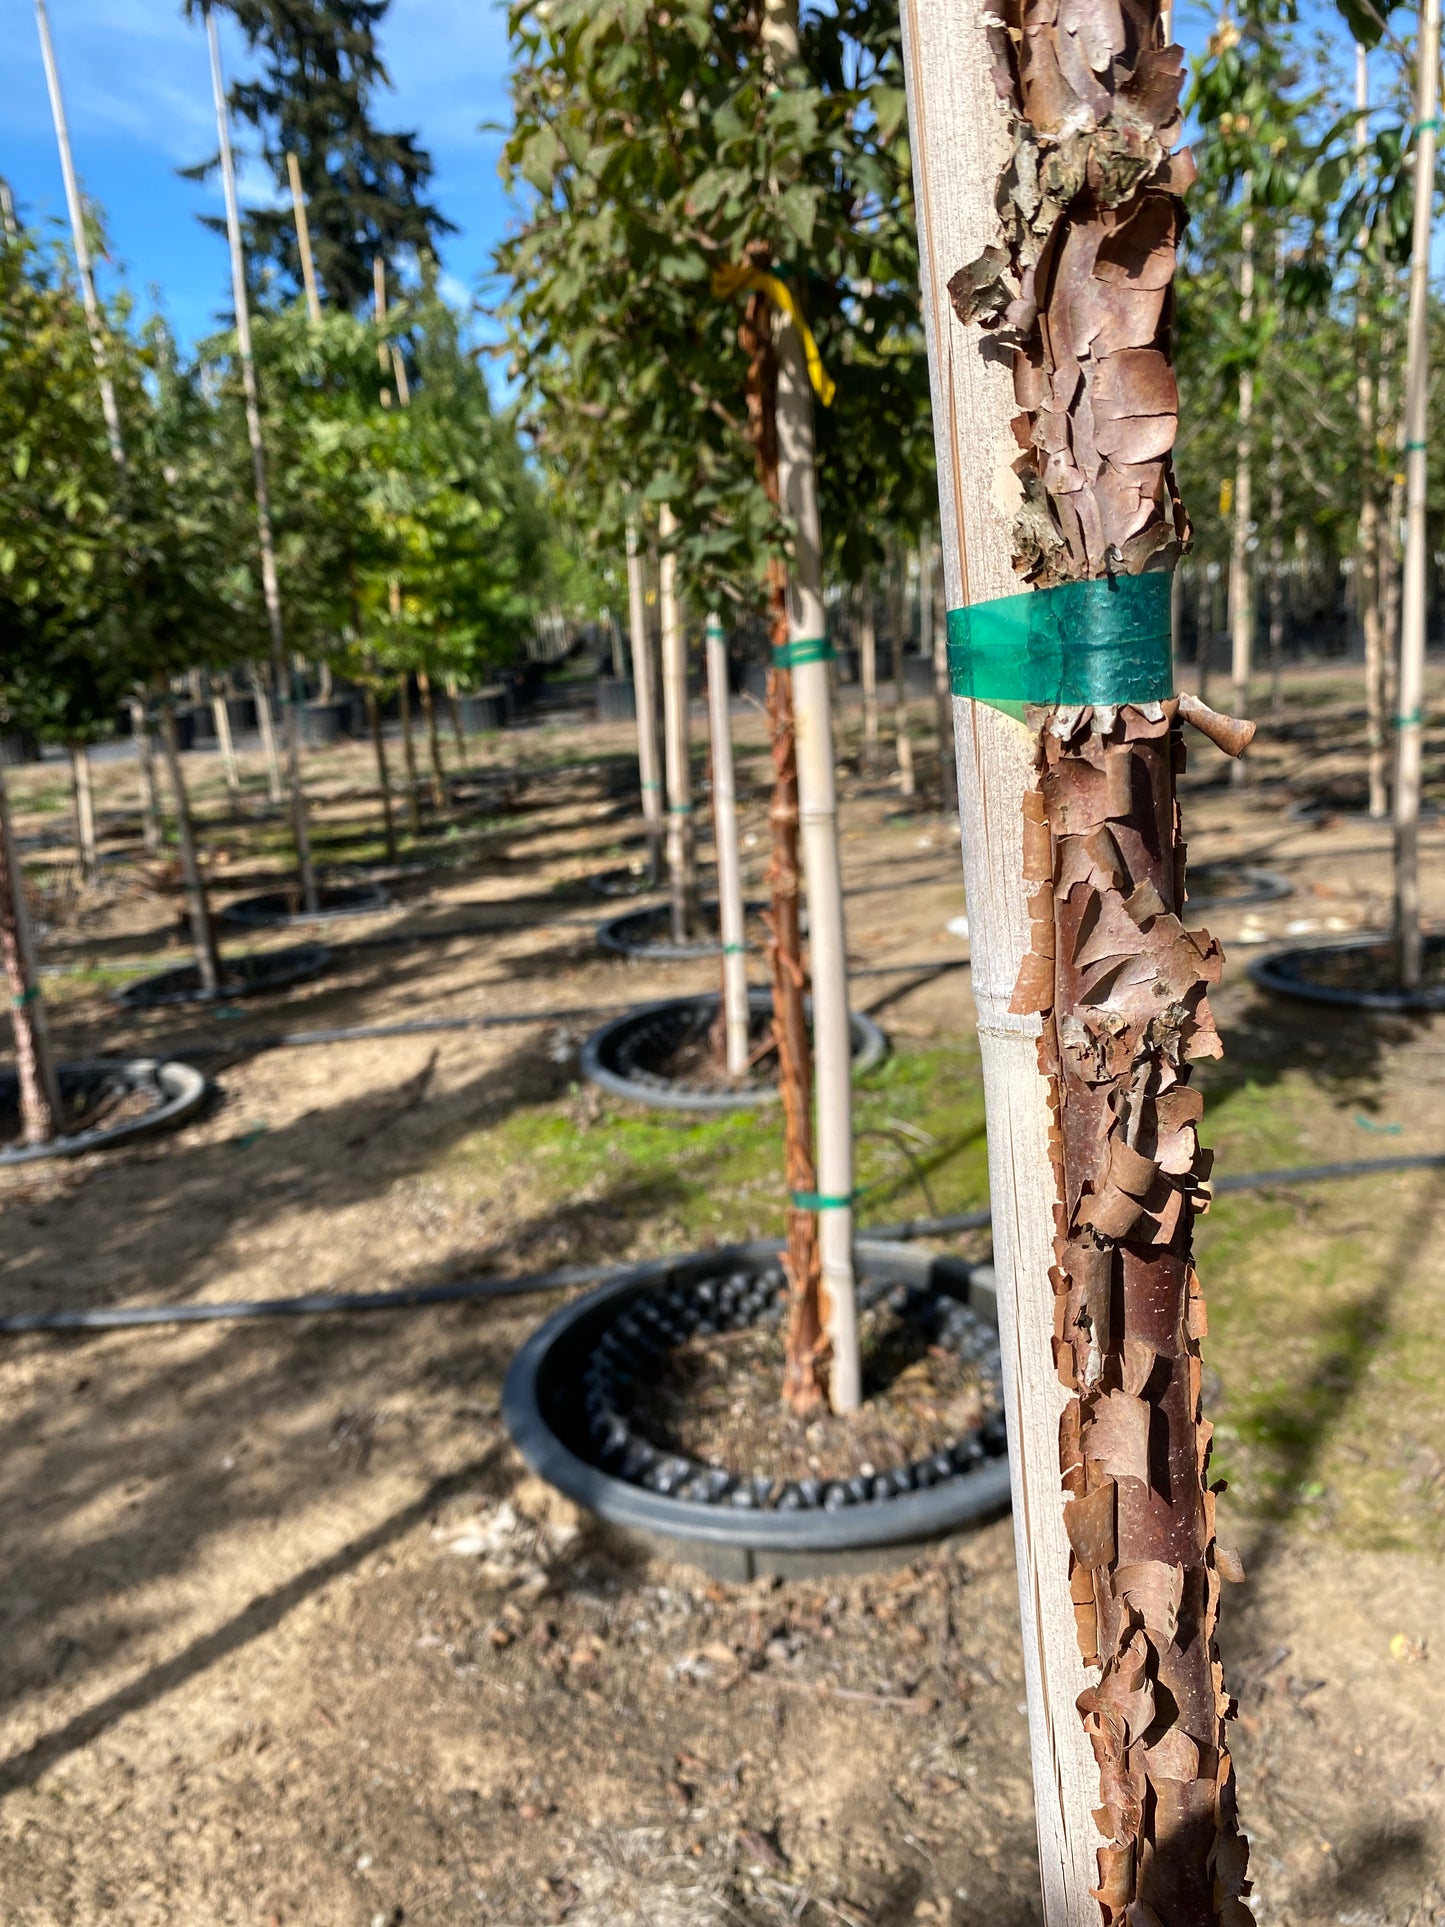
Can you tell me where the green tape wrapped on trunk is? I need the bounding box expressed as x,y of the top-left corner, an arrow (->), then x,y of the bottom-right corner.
947,573 -> 1174,716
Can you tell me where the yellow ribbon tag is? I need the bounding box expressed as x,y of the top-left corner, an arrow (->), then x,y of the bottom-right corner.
711,263 -> 836,408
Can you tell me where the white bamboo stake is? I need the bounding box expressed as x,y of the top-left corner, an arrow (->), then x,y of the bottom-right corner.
69,744 -> 98,884
626,520 -> 665,875
658,503 -> 696,941
0,763 -> 62,1141
373,255 -> 410,406
860,578 -> 879,772
775,316 -> 861,1415
212,688 -> 240,798
285,151 -> 322,324
899,0 -> 1101,1912
251,666 -> 284,804
34,0 -> 124,469
0,180 -> 17,242
128,696 -> 161,856
705,612 -> 750,1076
924,527 -> 957,815
159,702 -> 222,996
1229,179 -> 1255,786
1393,0 -> 1440,987
206,5 -> 318,912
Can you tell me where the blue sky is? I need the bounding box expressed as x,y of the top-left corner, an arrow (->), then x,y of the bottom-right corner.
0,0 -> 516,348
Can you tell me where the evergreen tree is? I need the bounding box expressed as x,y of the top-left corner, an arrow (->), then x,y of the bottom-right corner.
183,0 -> 453,315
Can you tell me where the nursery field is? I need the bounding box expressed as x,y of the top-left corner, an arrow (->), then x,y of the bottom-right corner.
0,678 -> 1442,1926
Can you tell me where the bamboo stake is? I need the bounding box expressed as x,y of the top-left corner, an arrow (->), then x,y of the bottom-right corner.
68,744 -> 98,885
705,612 -> 750,1077
1356,46 -> 1389,818
775,312 -> 860,1414
251,666 -> 284,804
129,696 -> 162,856
658,503 -> 697,941
399,674 -> 421,837
205,5 -> 318,913
924,527 -> 957,815
1229,180 -> 1255,785
34,0 -> 123,469
890,540 -> 916,799
859,575 -> 879,773
158,702 -> 222,997
0,762 -> 61,1142
366,685 -> 397,864
898,1 -> 1119,1908
418,668 -> 445,807
1393,0 -> 1439,989
212,688 -> 241,799
285,151 -> 322,323
626,520 -> 665,878
373,255 -> 410,407
0,180 -> 17,242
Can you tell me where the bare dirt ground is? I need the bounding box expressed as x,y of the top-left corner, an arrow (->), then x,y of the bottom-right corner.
1,671 -> 1443,1925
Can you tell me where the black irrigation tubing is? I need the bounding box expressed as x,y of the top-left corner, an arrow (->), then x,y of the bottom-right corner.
4,1151 -> 1442,1339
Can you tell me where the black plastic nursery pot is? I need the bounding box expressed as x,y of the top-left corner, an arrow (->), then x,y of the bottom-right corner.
595,678 -> 637,723
115,942 -> 333,1010
0,1057 -> 208,1168
1184,863 -> 1292,911
586,863 -> 658,899
581,989 -> 888,1113
598,899 -> 766,961
1248,931 -> 1445,1012
300,700 -> 350,746
218,881 -> 391,929
503,1239 -> 1010,1580
456,690 -> 509,734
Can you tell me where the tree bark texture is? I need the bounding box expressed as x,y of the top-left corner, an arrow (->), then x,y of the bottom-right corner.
0,764 -> 61,1144
903,0 -> 1253,1913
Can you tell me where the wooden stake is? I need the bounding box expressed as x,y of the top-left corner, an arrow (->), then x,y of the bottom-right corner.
205,5 -> 318,913
418,668 -> 445,807
129,696 -> 162,856
69,743 -> 98,885
212,687 -> 240,799
1229,181 -> 1255,785
399,673 -> 421,837
924,527 -> 957,815
626,520 -> 665,878
34,0 -> 124,469
366,685 -> 397,864
159,701 -> 222,997
705,612 -> 750,1076
1354,46 -> 1389,818
658,503 -> 697,941
373,255 -> 410,406
775,311 -> 860,1414
0,762 -> 61,1143
1393,0 -> 1440,987
285,150 -> 322,324
899,0 -> 1104,1907
890,539 -> 916,799
250,665 -> 284,805
859,575 -> 879,773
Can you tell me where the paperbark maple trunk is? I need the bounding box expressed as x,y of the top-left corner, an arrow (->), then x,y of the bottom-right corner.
159,702 -> 222,997
0,763 -> 61,1144
901,0 -> 1254,1917
1393,0 -> 1440,989
418,669 -> 445,808
626,520 -> 665,880
367,688 -> 397,865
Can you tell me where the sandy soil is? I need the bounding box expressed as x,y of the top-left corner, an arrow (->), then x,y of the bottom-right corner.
0,675 -> 1443,1924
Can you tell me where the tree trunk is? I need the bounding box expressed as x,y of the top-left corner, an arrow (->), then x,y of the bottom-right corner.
445,680 -> 468,765
251,666 -> 284,805
129,696 -> 162,856
889,542 -> 916,799
1229,191 -> 1255,787
0,762 -> 61,1144
418,669 -> 445,808
658,503 -> 697,942
924,527 -> 957,814
1355,45 -> 1389,818
69,743 -> 98,885
901,0 -> 1254,1916
212,689 -> 241,801
159,702 -> 222,997
859,577 -> 880,774
627,519 -> 666,880
705,612 -> 750,1076
1393,0 -> 1440,989
399,678 -> 421,838
367,687 -> 397,865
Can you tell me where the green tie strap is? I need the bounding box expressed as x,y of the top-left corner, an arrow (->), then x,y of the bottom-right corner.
791,1189 -> 855,1211
947,573 -> 1174,716
772,636 -> 836,669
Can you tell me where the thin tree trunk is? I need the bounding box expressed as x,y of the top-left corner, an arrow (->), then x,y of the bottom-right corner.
207,10 -> 318,912
658,502 -> 697,941
1355,47 -> 1389,818
251,665 -> 284,805
445,680 -> 467,765
901,0 -> 1254,1917
158,702 -> 221,997
924,527 -> 957,814
212,689 -> 241,801
1268,433 -> 1285,723
399,678 -> 421,838
860,577 -> 879,774
626,520 -> 665,880
889,541 -> 916,799
367,687 -> 397,865
1229,187 -> 1255,786
705,612 -> 750,1076
0,761 -> 61,1144
286,149 -> 323,324
129,696 -> 161,856
418,669 -> 445,807
1393,0 -> 1440,988
69,743 -> 98,885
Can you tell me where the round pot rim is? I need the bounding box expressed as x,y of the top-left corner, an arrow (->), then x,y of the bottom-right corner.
218,881 -> 392,929
0,1057 -> 208,1167
580,990 -> 889,1113
114,941 -> 333,1010
1247,930 -> 1445,1011
502,1239 -> 1010,1552
597,900 -> 763,961
1185,864 -> 1292,910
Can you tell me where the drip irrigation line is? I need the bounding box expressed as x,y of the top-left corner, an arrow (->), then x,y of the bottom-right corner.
172,1002 -> 636,1059
3,1150 -> 1440,1338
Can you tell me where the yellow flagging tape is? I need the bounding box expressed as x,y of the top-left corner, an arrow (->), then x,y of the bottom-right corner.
711,264 -> 836,408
